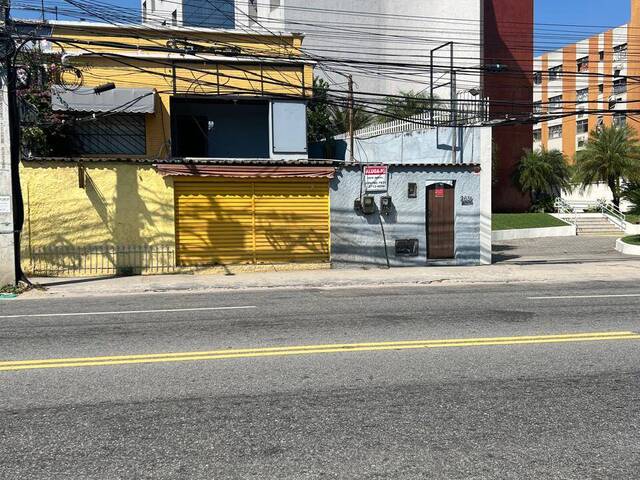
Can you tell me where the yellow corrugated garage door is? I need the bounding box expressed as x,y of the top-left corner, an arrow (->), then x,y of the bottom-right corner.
175,178 -> 330,266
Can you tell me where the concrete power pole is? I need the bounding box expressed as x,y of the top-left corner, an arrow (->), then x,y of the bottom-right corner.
0,0 -> 16,286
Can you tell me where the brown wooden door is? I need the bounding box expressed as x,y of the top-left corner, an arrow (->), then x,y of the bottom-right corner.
427,183 -> 455,259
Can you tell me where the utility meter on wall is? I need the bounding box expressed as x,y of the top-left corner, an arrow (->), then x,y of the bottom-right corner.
380,196 -> 393,216
361,196 -> 376,215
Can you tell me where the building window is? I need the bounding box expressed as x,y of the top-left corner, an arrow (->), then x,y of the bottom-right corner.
68,114 -> 146,156
533,129 -> 542,142
171,10 -> 177,26
577,119 -> 589,134
613,43 -> 628,62
142,1 -> 147,22
599,84 -> 604,94
249,0 -> 258,23
549,95 -> 563,111
599,50 -> 605,61
548,65 -> 562,81
533,101 -> 542,114
150,0 -> 155,11
577,56 -> 589,73
533,71 -> 542,85
578,138 -> 586,149
613,113 -> 626,127
549,125 -> 562,139
613,78 -> 627,94
576,88 -> 588,110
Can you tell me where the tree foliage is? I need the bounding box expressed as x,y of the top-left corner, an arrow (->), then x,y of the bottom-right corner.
514,148 -> 571,211
307,77 -> 375,142
16,46 -> 71,157
378,90 -> 437,123
622,181 -> 640,215
306,78 -> 336,143
330,105 -> 374,134
574,125 -> 640,207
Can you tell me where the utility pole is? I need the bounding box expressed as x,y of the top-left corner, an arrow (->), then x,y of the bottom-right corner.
348,74 -> 354,163
0,0 -> 17,286
0,0 -> 16,285
451,69 -> 457,164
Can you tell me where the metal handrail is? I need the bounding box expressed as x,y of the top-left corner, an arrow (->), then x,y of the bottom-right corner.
554,197 -> 578,226
596,199 -> 626,230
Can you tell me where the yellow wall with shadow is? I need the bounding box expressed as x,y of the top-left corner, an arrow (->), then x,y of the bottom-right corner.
20,161 -> 176,274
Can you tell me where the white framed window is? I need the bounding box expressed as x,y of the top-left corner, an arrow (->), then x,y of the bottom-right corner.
613,113 -> 626,127
613,43 -> 628,62
533,101 -> 542,114
171,9 -> 177,26
549,125 -> 562,139
577,56 -> 589,73
613,78 -> 627,95
533,129 -> 542,142
577,119 -> 588,134
549,95 -> 563,111
548,65 -> 562,81
533,71 -> 542,85
576,88 -> 588,103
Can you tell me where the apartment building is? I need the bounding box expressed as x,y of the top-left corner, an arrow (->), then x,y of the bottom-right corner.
141,0 -> 282,30
533,0 -> 640,162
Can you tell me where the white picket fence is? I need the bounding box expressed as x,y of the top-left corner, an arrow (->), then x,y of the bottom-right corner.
335,96 -> 489,141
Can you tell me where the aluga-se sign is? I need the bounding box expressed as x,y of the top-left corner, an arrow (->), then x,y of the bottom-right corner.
364,166 -> 388,192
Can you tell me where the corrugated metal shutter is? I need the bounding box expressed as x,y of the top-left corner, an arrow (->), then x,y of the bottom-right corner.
175,178 -> 329,266
254,180 -> 329,263
175,180 -> 254,266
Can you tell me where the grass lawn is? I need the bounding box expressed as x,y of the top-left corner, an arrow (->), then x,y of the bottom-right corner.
626,214 -> 640,225
622,235 -> 640,245
492,213 -> 569,231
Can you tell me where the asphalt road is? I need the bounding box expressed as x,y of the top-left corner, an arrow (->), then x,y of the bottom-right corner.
1,280 -> 640,479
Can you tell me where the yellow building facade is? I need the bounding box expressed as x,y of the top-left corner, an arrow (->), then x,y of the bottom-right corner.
20,21 -> 332,276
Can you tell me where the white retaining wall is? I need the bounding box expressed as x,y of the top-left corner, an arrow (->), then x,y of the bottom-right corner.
492,225 -> 577,242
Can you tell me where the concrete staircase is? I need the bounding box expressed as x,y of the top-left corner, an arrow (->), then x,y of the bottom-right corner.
574,215 -> 625,235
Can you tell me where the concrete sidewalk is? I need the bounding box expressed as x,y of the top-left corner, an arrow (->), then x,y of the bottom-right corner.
17,258 -> 640,299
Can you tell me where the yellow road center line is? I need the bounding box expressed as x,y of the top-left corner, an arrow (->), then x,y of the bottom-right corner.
0,331 -> 633,367
0,332 -> 638,372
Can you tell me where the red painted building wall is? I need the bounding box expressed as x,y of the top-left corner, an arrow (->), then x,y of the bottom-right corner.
483,0 -> 534,212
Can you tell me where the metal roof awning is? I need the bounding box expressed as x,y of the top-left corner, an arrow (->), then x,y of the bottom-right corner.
51,86 -> 156,114
156,164 -> 335,179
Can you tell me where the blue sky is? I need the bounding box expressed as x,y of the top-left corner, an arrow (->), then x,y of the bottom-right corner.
535,0 -> 630,52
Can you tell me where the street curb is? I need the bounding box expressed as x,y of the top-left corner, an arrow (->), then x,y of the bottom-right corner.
616,238 -> 640,256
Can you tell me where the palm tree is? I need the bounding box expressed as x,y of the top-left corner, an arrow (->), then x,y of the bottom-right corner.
622,181 -> 640,215
574,125 -> 640,208
514,148 -> 571,207
330,106 -> 374,134
379,90 -> 438,122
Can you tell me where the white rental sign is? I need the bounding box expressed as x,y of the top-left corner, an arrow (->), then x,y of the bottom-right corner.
364,166 -> 388,192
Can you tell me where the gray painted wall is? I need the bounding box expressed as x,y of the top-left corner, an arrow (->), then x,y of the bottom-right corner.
331,166 -> 482,267
350,127 -> 481,165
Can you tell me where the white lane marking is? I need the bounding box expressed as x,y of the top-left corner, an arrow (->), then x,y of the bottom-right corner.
529,294 -> 640,300
0,306 -> 257,319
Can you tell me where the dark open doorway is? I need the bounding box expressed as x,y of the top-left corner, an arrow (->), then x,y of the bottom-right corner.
171,97 -> 270,158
